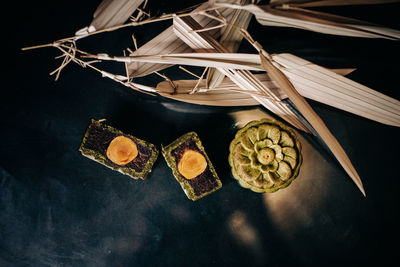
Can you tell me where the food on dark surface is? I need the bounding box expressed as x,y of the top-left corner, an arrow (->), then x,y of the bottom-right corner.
162,132 -> 222,201
79,119 -> 159,179
229,119 -> 302,193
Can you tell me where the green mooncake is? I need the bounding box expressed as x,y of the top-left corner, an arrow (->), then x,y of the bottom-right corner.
229,119 -> 302,193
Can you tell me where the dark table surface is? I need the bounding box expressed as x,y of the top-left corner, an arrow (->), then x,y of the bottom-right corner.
2,1 -> 400,266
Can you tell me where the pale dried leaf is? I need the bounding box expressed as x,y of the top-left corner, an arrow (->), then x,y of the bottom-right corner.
273,53 -> 400,127
157,72 -> 284,95
157,78 -> 260,106
270,0 -> 400,7
91,0 -> 145,31
216,3 -> 400,39
259,52 -> 365,196
140,51 -> 399,126
173,15 -> 312,132
99,52 -> 263,70
207,0 -> 253,88
127,0 -> 241,77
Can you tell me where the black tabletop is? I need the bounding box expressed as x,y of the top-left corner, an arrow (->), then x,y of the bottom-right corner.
2,1 -> 400,266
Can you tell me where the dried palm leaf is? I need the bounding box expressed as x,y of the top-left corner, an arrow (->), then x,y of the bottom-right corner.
256,48 -> 366,195
95,49 -> 400,127
156,67 -> 353,105
154,62 -> 400,126
215,2 -> 400,39
330,68 -> 356,76
127,0 -> 241,77
76,0 -> 145,36
272,53 -> 400,127
92,0 -> 145,29
96,52 -> 263,70
270,0 -> 400,7
156,73 -> 282,106
171,15 -> 313,132
157,78 -> 261,106
206,0 -> 254,89
156,68 -> 354,100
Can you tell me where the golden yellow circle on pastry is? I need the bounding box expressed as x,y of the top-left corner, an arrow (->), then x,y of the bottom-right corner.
178,150 -> 207,179
106,136 -> 138,165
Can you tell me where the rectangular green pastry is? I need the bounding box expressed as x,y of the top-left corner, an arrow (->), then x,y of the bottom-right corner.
79,119 -> 159,180
162,132 -> 222,201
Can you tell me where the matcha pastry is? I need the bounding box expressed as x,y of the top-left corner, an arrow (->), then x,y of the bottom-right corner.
162,132 -> 222,201
79,119 -> 159,180
229,119 -> 302,193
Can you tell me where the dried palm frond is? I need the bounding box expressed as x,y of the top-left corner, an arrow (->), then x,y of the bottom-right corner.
76,0 -> 146,36
157,78 -> 261,106
94,52 -> 263,70
264,52 -> 366,195
173,15 -> 313,132
156,73 -> 281,106
250,36 -> 366,195
92,0 -> 146,29
94,50 -> 400,127
269,0 -> 400,7
156,67 -> 354,100
272,53 -> 400,127
127,0 -> 242,78
215,2 -> 400,39
206,0 -> 254,89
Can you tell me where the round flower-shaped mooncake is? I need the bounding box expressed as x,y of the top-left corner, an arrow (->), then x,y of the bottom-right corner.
229,119 -> 302,193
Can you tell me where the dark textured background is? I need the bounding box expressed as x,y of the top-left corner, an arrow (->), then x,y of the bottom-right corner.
2,0 -> 400,266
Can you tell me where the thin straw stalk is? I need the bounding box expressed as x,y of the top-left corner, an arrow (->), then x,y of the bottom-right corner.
47,42 -> 157,96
